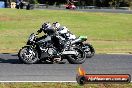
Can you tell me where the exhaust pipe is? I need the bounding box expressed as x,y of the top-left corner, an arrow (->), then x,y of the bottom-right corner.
62,51 -> 76,55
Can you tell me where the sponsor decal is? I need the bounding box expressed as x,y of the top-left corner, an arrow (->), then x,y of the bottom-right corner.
76,66 -> 131,85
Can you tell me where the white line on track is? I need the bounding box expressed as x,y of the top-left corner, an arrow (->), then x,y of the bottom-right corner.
0,81 -> 132,83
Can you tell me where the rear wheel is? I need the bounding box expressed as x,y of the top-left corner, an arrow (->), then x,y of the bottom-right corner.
18,46 -> 39,64
83,44 -> 95,58
67,47 -> 86,64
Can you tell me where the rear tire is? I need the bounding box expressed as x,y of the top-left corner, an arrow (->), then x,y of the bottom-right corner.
83,44 -> 95,58
18,46 -> 39,64
67,47 -> 86,64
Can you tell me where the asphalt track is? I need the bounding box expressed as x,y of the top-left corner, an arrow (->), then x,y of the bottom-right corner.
0,53 -> 132,81
35,7 -> 132,14
76,9 -> 132,14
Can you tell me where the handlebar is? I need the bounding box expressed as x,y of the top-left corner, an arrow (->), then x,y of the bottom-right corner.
37,28 -> 42,33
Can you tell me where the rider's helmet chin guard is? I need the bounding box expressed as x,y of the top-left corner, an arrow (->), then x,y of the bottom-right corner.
52,22 -> 60,29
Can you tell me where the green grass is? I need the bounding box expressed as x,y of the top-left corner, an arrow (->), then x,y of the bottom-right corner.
0,8 -> 132,53
0,83 -> 132,88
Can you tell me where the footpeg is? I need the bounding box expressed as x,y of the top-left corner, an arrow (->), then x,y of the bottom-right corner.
54,58 -> 61,62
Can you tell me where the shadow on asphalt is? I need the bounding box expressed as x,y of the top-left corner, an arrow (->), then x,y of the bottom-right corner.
0,58 -> 19,64
0,53 -> 66,64
0,53 -> 19,64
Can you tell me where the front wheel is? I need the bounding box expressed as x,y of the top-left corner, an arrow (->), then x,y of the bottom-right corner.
67,47 -> 86,64
18,46 -> 39,64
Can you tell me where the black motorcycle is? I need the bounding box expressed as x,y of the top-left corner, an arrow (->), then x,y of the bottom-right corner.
18,28 -> 87,64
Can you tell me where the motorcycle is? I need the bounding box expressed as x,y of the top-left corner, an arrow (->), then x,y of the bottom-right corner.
56,28 -> 95,58
18,28 -> 87,64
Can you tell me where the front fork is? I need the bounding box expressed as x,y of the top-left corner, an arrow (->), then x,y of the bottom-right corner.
25,46 -> 36,57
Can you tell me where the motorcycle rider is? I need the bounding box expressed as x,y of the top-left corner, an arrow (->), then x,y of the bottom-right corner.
38,22 -> 76,40
38,22 -> 76,51
37,22 -> 63,63
52,22 -> 76,40
37,22 -> 54,35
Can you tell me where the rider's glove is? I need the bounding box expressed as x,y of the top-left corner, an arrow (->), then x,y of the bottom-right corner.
37,28 -> 43,33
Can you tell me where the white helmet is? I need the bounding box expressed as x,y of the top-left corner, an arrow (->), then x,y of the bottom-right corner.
52,22 -> 60,29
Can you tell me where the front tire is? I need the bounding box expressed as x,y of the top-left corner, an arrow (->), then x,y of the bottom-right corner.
18,46 -> 39,64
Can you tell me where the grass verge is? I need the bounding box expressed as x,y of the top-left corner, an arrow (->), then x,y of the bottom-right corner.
0,8 -> 132,53
0,83 -> 132,88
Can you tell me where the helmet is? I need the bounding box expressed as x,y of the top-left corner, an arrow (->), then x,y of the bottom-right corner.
42,22 -> 51,29
52,22 -> 60,29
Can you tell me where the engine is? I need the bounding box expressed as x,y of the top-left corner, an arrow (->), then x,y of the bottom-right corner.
47,48 -> 57,56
